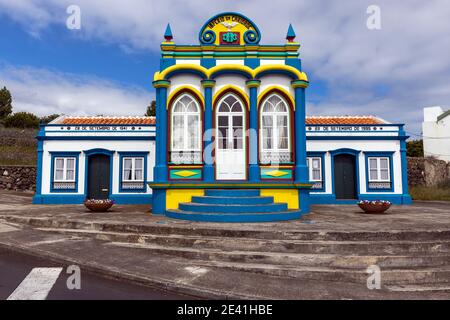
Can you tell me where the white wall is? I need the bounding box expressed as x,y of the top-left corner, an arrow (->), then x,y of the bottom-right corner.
307,140 -> 403,195
423,106 -> 450,162
41,140 -> 155,195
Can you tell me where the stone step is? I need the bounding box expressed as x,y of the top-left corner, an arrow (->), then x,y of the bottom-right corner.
205,189 -> 260,197
105,241 -> 450,270
191,196 -> 275,205
106,242 -> 450,285
5,215 -> 450,241
178,202 -> 288,213
166,209 -> 300,222
37,228 -> 450,256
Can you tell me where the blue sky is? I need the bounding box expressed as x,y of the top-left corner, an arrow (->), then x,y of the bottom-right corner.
1,0 -> 449,136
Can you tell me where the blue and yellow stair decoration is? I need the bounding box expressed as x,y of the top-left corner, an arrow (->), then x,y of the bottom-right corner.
165,189 -> 304,222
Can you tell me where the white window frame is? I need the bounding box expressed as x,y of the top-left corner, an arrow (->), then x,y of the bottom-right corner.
170,93 -> 202,152
216,93 -> 245,150
259,94 -> 291,154
53,157 -> 76,182
307,157 -> 322,181
367,157 -> 391,182
122,157 -> 144,182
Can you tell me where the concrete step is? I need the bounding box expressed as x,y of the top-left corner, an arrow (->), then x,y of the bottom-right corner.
178,202 -> 288,213
107,242 -> 450,285
5,215 -> 450,241
166,209 -> 300,222
191,196 -> 275,205
104,241 -> 450,270
205,189 -> 260,197
36,228 -> 450,256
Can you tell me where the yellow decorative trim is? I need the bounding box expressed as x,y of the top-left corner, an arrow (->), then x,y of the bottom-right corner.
167,85 -> 205,109
153,64 -> 309,83
172,170 -> 198,178
257,86 -> 296,110
264,170 -> 289,177
260,165 -> 293,168
260,189 -> 299,209
208,64 -> 253,79
169,165 -> 203,169
212,85 -> 250,110
166,189 -> 205,210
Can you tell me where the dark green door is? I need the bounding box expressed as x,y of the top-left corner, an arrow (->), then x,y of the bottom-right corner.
87,155 -> 110,199
334,154 -> 356,199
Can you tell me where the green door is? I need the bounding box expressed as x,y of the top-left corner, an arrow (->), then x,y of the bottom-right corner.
334,154 -> 356,199
87,155 -> 110,199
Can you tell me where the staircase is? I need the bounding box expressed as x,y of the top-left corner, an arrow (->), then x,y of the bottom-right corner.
165,189 -> 303,222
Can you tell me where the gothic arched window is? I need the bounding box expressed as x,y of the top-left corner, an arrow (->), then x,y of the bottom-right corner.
260,94 -> 292,164
170,93 -> 202,164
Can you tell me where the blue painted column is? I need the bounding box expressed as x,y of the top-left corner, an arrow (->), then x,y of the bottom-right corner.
399,125 -> 412,204
202,80 -> 215,182
292,80 -> 310,213
152,80 -> 170,214
246,80 -> 261,182
32,128 -> 45,204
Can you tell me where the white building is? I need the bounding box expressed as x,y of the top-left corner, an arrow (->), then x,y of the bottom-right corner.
423,106 -> 450,162
33,115 -> 155,204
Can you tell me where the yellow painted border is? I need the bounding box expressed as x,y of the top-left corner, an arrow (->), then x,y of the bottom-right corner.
153,64 -> 308,82
166,189 -> 205,210
212,85 -> 250,109
167,85 -> 205,110
257,86 -> 296,110
260,189 -> 299,209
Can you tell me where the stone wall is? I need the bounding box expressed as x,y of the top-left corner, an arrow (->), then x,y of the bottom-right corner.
408,157 -> 450,187
0,166 -> 36,191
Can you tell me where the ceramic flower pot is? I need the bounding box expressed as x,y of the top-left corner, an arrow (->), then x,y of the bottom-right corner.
357,200 -> 391,214
84,199 -> 114,212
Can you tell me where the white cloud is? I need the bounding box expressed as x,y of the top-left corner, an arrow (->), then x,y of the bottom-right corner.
0,64 -> 152,116
1,0 -> 450,134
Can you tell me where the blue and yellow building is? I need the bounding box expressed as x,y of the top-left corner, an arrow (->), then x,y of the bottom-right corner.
33,13 -> 412,222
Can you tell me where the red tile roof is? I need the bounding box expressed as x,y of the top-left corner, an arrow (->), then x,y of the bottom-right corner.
60,116 -> 156,125
56,115 -> 386,126
306,116 -> 386,125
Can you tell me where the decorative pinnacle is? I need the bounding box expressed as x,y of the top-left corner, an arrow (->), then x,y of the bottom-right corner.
286,23 -> 296,42
164,23 -> 173,42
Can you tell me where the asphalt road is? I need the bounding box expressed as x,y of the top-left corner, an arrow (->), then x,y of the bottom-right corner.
0,248 -> 195,300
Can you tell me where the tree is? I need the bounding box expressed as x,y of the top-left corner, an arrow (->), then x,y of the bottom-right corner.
145,100 -> 156,117
406,139 -> 424,157
0,86 -> 13,119
40,114 -> 60,124
4,112 -> 40,129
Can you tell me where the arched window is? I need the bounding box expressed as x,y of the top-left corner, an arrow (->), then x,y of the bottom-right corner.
170,93 -> 202,164
260,93 -> 292,164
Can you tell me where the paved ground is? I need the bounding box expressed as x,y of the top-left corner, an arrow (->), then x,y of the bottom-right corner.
0,247 -> 192,300
0,190 -> 449,300
2,191 -> 450,232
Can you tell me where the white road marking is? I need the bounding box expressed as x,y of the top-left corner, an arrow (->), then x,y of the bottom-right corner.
7,267 -> 63,300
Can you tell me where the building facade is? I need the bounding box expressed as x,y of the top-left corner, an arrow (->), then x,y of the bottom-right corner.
423,106 -> 450,162
33,12 -> 412,222
33,116 -> 155,205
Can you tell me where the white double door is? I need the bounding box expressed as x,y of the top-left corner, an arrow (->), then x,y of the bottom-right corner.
215,95 -> 246,180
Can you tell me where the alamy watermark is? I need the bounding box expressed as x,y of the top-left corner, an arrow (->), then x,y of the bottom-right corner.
366,264 -> 381,290
66,5 -> 81,30
66,265 -> 81,290
366,5 -> 381,30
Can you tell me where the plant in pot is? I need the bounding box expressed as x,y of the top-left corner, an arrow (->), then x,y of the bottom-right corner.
84,198 -> 115,212
357,200 -> 391,214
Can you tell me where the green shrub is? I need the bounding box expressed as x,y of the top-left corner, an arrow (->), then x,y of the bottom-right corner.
4,112 -> 40,129
406,140 -> 424,157
40,114 -> 60,124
